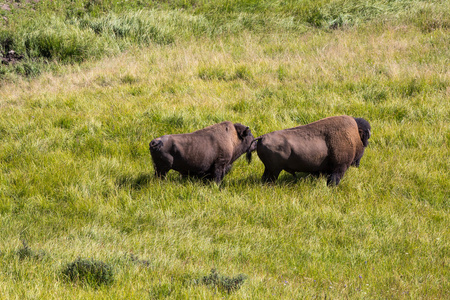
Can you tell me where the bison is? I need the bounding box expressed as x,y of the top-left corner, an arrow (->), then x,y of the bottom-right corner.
249,115 -> 371,186
149,121 -> 255,183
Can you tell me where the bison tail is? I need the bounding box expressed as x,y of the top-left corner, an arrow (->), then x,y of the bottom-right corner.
354,118 -> 371,147
246,151 -> 252,164
149,139 -> 163,151
246,137 -> 262,164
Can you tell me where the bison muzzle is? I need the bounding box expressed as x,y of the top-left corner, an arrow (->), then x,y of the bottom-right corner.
149,121 -> 255,183
251,115 -> 371,186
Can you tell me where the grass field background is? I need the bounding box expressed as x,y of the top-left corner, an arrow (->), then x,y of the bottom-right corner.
0,0 -> 449,298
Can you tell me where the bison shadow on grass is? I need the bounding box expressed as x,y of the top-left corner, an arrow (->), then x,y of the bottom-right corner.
116,173 -> 152,190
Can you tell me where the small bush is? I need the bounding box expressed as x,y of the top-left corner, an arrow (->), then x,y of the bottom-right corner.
199,268 -> 247,294
0,30 -> 15,53
16,240 -> 47,261
62,258 -> 114,287
125,253 -> 151,267
16,240 -> 34,260
305,6 -> 326,28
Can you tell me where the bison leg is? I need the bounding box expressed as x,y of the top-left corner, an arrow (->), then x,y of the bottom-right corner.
310,171 -> 322,178
262,168 -> 281,183
212,163 -> 228,184
352,148 -> 366,168
326,166 -> 348,186
154,165 -> 170,178
351,158 -> 361,168
224,164 -> 233,175
155,169 -> 168,178
327,173 -> 339,186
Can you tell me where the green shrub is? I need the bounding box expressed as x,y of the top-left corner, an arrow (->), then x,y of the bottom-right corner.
0,30 -> 15,53
16,240 -> 47,261
62,258 -> 114,287
199,268 -> 247,294
16,240 -> 35,260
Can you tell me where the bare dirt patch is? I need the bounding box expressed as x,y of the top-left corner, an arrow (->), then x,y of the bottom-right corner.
1,50 -> 24,65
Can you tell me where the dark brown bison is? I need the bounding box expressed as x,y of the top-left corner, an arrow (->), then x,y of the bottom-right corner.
250,115 -> 371,186
149,121 -> 255,183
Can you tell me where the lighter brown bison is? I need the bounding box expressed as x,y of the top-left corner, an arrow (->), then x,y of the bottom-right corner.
250,115 -> 371,186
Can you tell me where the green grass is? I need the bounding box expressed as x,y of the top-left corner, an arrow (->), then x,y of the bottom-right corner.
1,0 -> 450,77
0,1 -> 449,299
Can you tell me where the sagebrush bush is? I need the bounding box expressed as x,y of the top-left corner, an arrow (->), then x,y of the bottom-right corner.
62,258 -> 114,287
16,240 -> 47,261
199,269 -> 247,294
0,30 -> 15,53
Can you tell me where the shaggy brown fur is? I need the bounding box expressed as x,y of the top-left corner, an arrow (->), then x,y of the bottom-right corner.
149,121 -> 255,183
253,115 -> 370,186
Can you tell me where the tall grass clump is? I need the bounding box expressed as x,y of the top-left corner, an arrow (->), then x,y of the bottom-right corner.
2,0 -> 449,76
76,11 -> 174,46
198,268 -> 247,294
15,240 -> 48,261
62,258 -> 114,287
18,17 -> 115,63
412,4 -> 450,32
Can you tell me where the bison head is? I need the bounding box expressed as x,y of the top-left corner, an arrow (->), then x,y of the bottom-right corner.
354,117 -> 371,147
233,123 -> 255,163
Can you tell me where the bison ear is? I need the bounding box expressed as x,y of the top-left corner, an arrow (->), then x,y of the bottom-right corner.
235,124 -> 250,139
243,126 -> 250,137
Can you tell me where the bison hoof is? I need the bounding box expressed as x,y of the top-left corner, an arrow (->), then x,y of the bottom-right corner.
327,174 -> 341,186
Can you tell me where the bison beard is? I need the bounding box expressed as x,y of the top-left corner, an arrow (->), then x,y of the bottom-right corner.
149,121 -> 255,184
253,115 -> 371,186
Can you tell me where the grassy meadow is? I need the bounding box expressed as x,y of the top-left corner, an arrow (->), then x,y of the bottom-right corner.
0,0 -> 449,298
